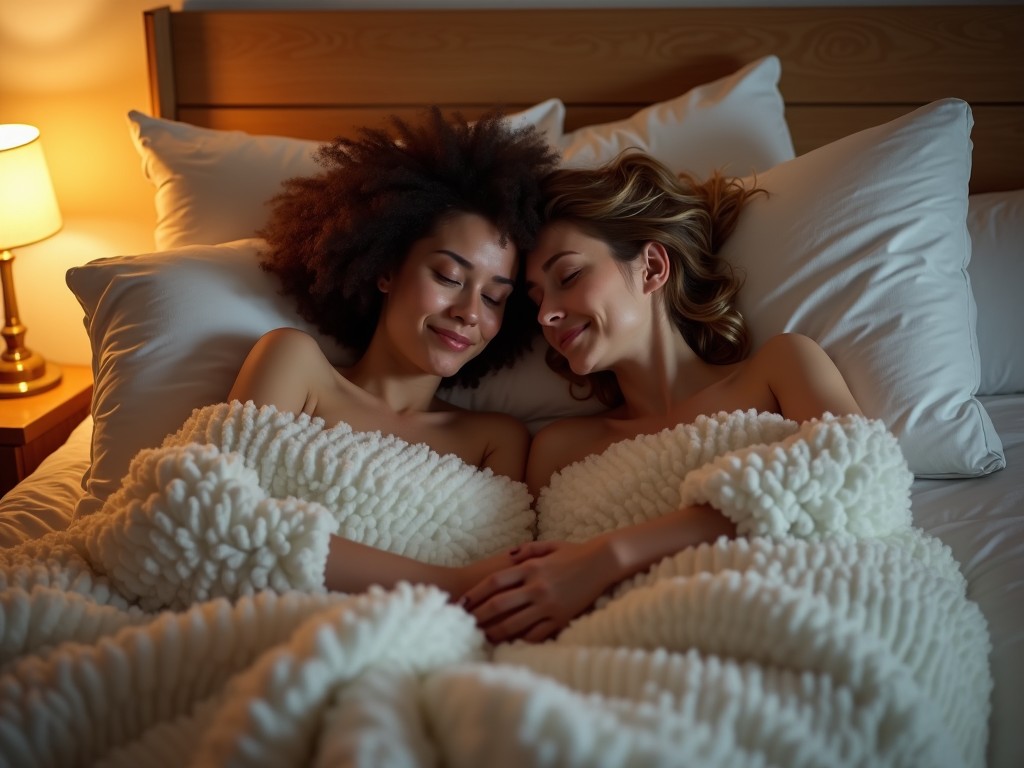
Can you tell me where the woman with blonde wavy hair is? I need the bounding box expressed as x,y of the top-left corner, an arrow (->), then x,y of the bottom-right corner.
460,152 -> 863,642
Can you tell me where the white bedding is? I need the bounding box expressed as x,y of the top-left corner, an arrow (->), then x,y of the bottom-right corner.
0,398 -> 1021,767
0,415 -> 92,545
909,396 -> 1024,768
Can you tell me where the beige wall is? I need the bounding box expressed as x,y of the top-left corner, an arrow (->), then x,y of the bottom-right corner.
0,0 -> 180,366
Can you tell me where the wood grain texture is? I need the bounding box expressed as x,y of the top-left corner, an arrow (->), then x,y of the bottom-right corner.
163,6 -> 1023,107
147,5 -> 1024,193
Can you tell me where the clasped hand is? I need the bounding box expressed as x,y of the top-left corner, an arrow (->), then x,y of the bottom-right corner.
455,538 -> 614,644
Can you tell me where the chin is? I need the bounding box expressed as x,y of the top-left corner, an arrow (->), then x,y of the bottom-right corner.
567,348 -> 612,377
432,354 -> 476,379
429,363 -> 462,378
567,357 -> 595,376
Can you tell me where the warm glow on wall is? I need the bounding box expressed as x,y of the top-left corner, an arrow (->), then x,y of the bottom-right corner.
15,218 -> 154,369
0,0 -> 141,93
0,0 -> 174,367
0,1 -> 99,47
0,0 -> 167,230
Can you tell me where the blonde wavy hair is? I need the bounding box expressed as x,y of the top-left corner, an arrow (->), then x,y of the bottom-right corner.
540,152 -> 763,406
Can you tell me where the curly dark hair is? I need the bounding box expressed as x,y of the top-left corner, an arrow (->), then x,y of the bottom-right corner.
258,107 -> 559,388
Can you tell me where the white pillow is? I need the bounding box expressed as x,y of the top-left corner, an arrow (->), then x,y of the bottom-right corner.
720,98 -> 1003,478
128,100 -> 567,251
66,240 -> 349,519
66,239 -> 600,520
559,56 -> 794,176
71,65 -> 800,519
82,69 -> 802,517
448,58 -> 796,428
967,189 -> 1024,395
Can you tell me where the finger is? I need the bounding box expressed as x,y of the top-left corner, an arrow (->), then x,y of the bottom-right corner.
460,567 -> 524,611
471,586 -> 533,626
484,609 -> 552,645
520,618 -> 560,644
509,540 -> 562,563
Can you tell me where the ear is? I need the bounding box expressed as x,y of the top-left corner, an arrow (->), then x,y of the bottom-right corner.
639,241 -> 670,295
377,275 -> 391,293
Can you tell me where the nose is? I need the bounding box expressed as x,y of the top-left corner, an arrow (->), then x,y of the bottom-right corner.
451,291 -> 480,325
537,295 -> 565,326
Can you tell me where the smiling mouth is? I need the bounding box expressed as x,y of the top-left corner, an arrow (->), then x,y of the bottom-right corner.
557,323 -> 588,351
431,326 -> 473,351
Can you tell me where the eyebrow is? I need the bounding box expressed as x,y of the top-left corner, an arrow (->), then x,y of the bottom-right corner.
525,250 -> 578,288
434,250 -> 514,286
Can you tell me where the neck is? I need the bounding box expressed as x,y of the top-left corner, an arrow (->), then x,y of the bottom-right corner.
609,308 -> 713,420
344,335 -> 443,414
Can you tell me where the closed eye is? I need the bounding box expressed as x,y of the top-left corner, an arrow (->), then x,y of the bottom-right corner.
434,271 -> 461,287
560,269 -> 581,287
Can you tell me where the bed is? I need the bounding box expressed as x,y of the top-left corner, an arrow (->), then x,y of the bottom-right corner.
1,4 -> 1022,767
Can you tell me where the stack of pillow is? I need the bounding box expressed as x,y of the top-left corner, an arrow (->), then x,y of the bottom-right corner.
67,55 -> 1022,519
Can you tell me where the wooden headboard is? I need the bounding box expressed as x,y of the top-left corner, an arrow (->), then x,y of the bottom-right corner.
144,4 -> 1024,194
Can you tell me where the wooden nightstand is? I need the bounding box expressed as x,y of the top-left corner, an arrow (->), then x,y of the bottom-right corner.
0,364 -> 92,498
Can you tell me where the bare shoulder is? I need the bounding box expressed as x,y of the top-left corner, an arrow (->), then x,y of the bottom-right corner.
454,408 -> 530,482
754,332 -> 829,363
247,327 -> 326,367
526,414 -> 608,496
229,327 -> 336,412
750,332 -> 843,384
750,332 -> 862,421
471,409 -> 530,446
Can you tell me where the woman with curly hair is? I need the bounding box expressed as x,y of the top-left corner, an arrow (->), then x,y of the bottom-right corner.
460,152 -> 862,642
229,108 -> 558,597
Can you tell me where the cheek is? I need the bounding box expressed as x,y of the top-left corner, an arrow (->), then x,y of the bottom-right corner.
603,287 -> 640,321
480,308 -> 505,341
397,279 -> 444,313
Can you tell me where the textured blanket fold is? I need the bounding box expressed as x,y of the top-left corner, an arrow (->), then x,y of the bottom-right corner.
0,407 -> 990,768
493,410 -> 988,768
84,400 -> 536,610
538,409 -> 916,543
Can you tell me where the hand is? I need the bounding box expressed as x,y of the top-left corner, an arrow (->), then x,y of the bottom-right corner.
442,541 -> 562,603
460,538 -> 614,644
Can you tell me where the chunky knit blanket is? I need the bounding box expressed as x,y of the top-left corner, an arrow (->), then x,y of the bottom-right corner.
0,407 -> 990,768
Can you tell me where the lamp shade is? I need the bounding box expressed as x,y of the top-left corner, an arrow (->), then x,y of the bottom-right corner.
0,124 -> 62,250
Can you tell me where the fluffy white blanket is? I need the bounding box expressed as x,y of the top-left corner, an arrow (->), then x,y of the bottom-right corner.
0,406 -> 990,768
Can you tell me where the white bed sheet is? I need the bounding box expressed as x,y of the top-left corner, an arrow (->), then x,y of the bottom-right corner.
911,395 -> 1024,768
0,415 -> 90,547
1,400 -> 1021,767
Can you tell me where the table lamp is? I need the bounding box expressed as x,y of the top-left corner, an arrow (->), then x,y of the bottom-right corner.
0,124 -> 63,397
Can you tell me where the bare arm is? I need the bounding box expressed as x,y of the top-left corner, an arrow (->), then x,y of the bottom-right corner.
325,535 -> 525,599
465,334 -> 860,642
468,415 -> 734,643
463,502 -> 733,643
233,329 -> 533,596
315,410 -> 531,596
321,409 -> 531,593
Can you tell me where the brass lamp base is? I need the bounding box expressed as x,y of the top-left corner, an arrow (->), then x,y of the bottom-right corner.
0,246 -> 62,397
0,353 -> 62,397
